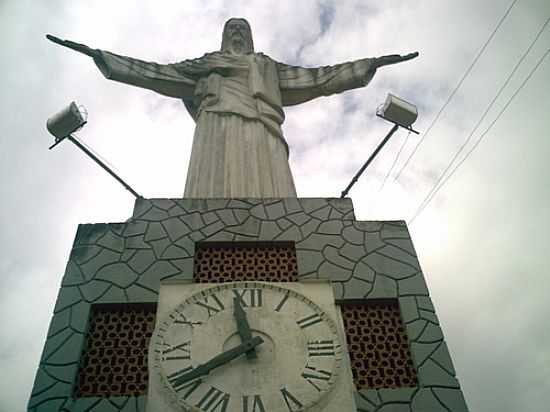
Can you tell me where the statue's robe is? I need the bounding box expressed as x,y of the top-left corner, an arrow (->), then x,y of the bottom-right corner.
93,51 -> 376,198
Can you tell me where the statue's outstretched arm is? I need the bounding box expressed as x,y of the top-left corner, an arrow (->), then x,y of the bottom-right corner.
372,52 -> 419,69
46,34 -> 100,59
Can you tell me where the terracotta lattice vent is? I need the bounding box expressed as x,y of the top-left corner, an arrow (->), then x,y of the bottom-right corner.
194,242 -> 298,283
74,303 -> 156,397
341,300 -> 417,390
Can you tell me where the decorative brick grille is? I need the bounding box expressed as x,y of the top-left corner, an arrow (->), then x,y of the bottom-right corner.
341,300 -> 417,390
74,303 -> 156,397
194,242 -> 298,282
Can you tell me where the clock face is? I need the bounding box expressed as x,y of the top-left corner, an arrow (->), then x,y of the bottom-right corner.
151,282 -> 343,412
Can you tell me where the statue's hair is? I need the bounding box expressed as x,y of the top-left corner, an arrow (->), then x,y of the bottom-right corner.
221,18 -> 254,53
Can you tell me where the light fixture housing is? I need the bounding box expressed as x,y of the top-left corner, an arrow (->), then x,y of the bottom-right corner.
46,101 -> 87,140
376,93 -> 418,130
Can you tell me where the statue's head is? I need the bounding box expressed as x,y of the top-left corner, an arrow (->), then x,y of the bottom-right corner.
221,18 -> 254,54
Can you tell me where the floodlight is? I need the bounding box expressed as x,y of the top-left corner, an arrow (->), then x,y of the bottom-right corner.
376,93 -> 418,132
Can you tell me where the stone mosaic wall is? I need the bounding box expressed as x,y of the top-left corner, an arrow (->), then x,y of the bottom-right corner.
28,198 -> 468,411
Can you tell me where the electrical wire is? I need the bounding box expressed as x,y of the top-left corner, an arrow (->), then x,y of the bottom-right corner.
409,44 -> 550,225
408,16 -> 550,224
393,0 -> 519,181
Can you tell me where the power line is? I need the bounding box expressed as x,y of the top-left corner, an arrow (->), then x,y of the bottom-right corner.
408,16 -> 550,224
409,44 -> 550,225
393,0 -> 519,181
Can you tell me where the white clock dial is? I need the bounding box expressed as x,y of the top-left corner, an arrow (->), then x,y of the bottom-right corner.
151,282 -> 343,412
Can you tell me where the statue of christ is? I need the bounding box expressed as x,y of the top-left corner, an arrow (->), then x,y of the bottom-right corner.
47,18 -> 417,198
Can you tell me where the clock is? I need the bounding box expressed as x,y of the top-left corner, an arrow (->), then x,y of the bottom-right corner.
149,281 -> 344,412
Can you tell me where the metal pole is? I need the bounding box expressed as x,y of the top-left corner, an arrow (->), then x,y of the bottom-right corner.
67,135 -> 141,199
340,123 -> 399,198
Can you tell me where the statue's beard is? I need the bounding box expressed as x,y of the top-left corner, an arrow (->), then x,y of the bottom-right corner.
230,37 -> 245,54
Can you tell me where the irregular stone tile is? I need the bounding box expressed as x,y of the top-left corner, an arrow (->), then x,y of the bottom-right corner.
276,217 -> 292,230
42,330 -> 82,364
53,286 -> 82,313
286,212 -> 311,226
250,203 -> 268,219
161,217 -> 191,241
352,261 -> 376,283
228,216 -> 261,237
365,232 -> 387,254
297,233 -> 344,250
419,308 -> 439,324
95,262 -> 138,288
367,274 -> 398,298
75,224 -> 109,245
411,388 -> 447,411
282,198 -> 303,214
342,210 -> 355,220
300,198 -> 328,213
432,387 -> 468,412
355,390 -> 380,411
162,245 -> 191,260
42,362 -> 79,384
310,205 -> 331,220
355,221 -> 383,232
70,245 -> 102,266
144,222 -> 167,242
203,211 -> 218,225
365,253 -> 417,279
416,295 -> 435,312
70,302 -> 91,333
168,204 -> 188,217
189,231 -> 205,242
180,212 -> 206,231
418,322 -> 444,343
201,220 -> 225,237
97,231 -> 124,253
323,245 -> 355,270
29,368 -> 58,396
47,308 -> 70,337
299,218 -> 321,238
62,260 -> 87,286
35,397 -> 70,411
398,273 -> 429,296
150,238 -> 171,258
227,199 -> 253,209
259,221 -> 282,240
317,220 -> 343,235
216,209 -> 239,226
100,286 -> 128,303
377,404 -> 410,412
265,201 -> 286,220
79,281 -> 112,302
418,359 -> 460,388
122,221 -> 148,237
132,198 -> 153,218
385,238 -> 417,257
80,248 -> 121,279
342,225 -> 364,245
320,260 -> 352,282
108,396 -> 130,409
205,199 -> 230,210
125,284 -> 158,301
328,207 -> 343,219
139,206 -> 169,221
378,387 -> 417,403
234,209 -> 250,224
126,235 -> 152,250
120,249 -> 137,262
404,319 -> 428,341
151,198 -> 177,211
138,261 -> 179,291
128,250 -> 155,274
381,222 -> 409,239
88,398 -> 121,412
398,296 -> 420,323
410,341 -> 440,367
204,230 -> 235,242
431,342 -> 456,376
296,250 -> 324,274
340,243 -> 366,262
377,245 -> 420,270
170,257 -> 194,276
274,225 -> 301,241
181,199 -> 208,212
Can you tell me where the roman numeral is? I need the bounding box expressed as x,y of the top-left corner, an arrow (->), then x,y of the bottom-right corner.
162,340 -> 191,360
242,394 -> 266,412
302,364 -> 332,392
195,386 -> 230,412
296,313 -> 323,329
167,367 -> 201,398
307,340 -> 335,357
172,311 -> 203,327
232,288 -> 263,307
195,294 -> 225,317
274,291 -> 290,312
280,387 -> 303,411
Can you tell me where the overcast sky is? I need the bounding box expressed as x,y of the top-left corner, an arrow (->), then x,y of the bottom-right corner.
1,1 -> 549,411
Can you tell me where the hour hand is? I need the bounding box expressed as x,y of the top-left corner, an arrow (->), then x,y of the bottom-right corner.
234,297 -> 256,359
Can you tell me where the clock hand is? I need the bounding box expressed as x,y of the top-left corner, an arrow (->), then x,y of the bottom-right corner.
172,336 -> 264,387
233,297 -> 256,359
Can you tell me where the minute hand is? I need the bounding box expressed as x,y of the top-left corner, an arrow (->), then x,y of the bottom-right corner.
173,336 -> 264,387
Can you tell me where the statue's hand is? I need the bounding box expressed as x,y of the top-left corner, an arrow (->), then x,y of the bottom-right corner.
46,34 -> 100,58
373,51 -> 419,68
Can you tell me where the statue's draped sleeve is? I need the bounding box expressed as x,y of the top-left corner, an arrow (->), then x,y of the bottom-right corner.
276,58 -> 377,106
93,50 -> 199,100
